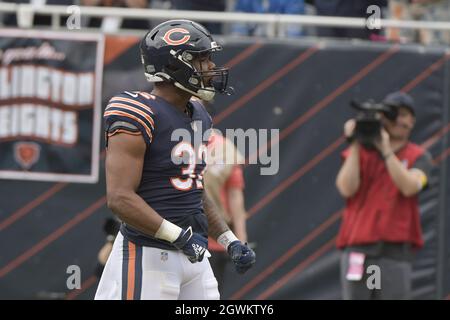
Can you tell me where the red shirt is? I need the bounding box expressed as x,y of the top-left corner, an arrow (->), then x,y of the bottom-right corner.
208,165 -> 245,252
336,142 -> 425,249
207,132 -> 245,252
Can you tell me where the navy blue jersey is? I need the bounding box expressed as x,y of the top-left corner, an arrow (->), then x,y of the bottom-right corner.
104,91 -> 213,249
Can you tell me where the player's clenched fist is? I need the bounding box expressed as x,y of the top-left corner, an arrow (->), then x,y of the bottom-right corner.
172,226 -> 208,263
217,230 -> 256,274
227,241 -> 256,274
155,219 -> 208,263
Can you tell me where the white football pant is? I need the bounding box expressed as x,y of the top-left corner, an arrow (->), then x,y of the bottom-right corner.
95,231 -> 220,300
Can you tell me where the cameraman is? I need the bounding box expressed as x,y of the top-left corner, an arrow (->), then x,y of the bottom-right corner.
335,92 -> 433,300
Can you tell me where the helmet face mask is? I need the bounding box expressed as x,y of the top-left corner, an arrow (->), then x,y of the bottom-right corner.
186,49 -> 230,97
140,20 -> 232,101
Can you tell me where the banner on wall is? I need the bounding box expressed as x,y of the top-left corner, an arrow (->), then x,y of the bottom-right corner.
0,29 -> 104,183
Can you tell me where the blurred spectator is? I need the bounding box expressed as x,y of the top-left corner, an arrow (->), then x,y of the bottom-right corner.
269,0 -> 305,36
314,0 -> 388,40
81,0 -> 150,32
232,0 -> 306,37
0,0 -> 151,30
231,0 -> 265,36
387,0 -> 450,45
170,0 -> 226,34
204,131 -> 250,292
1,0 -> 74,27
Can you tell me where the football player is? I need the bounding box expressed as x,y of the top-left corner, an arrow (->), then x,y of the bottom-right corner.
95,20 -> 255,300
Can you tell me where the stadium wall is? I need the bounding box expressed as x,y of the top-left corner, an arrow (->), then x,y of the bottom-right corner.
0,34 -> 449,300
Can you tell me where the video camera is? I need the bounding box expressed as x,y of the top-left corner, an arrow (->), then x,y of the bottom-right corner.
350,99 -> 398,149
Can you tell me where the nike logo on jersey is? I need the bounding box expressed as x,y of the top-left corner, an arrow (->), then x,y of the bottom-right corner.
124,91 -> 138,98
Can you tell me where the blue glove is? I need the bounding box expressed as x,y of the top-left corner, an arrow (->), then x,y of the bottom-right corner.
172,226 -> 208,263
228,240 -> 256,274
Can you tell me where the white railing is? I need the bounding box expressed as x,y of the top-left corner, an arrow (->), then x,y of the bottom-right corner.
1,3 -> 450,37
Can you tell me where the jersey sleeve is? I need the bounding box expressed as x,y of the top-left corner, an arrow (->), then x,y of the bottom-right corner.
412,150 -> 433,188
104,91 -> 156,145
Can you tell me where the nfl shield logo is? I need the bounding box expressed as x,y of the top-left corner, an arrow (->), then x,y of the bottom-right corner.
161,251 -> 168,262
14,142 -> 41,170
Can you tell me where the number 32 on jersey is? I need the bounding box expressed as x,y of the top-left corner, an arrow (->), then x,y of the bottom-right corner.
170,142 -> 208,191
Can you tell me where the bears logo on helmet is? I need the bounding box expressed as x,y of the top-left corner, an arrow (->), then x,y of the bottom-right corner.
162,28 -> 191,46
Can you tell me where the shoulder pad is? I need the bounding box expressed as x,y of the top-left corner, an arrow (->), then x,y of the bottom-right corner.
104,92 -> 156,144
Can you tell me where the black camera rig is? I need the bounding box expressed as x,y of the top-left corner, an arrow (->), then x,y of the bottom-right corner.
350,99 -> 398,149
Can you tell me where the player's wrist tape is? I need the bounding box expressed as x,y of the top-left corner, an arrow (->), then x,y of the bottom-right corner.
217,230 -> 239,250
155,219 -> 182,243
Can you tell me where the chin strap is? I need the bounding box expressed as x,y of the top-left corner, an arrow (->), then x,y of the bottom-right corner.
173,81 -> 216,101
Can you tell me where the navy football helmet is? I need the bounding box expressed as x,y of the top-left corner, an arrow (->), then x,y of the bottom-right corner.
140,20 -> 232,101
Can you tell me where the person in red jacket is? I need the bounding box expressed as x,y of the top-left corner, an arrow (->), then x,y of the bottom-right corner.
204,132 -> 249,292
335,92 -> 433,300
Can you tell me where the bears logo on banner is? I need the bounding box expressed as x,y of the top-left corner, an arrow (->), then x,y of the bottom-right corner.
14,142 -> 41,170
0,30 -> 104,183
